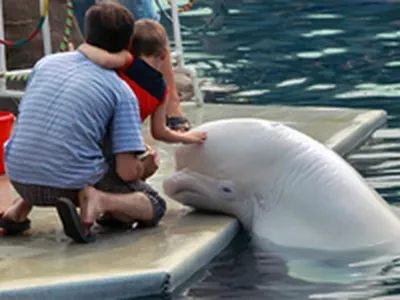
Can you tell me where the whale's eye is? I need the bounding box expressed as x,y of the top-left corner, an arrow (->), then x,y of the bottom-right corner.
222,187 -> 232,193
219,180 -> 236,197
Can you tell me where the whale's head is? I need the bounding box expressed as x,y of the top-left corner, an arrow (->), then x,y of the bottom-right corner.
163,118 -> 292,229
163,167 -> 253,224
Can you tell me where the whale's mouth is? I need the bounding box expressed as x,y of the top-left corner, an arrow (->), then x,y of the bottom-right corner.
170,185 -> 208,202
163,169 -> 222,209
164,169 -> 254,227
164,170 -> 207,198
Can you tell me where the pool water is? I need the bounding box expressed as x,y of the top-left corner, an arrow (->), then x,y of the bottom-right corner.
157,0 -> 400,299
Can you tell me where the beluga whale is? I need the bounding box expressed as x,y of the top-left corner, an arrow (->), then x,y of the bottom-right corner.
163,118 -> 400,283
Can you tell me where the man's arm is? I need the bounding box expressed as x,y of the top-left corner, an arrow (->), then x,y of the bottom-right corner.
78,43 -> 131,69
112,88 -> 147,182
115,152 -> 144,181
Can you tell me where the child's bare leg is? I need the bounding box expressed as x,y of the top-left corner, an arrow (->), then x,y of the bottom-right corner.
161,45 -> 186,118
78,187 -> 154,225
2,197 -> 32,222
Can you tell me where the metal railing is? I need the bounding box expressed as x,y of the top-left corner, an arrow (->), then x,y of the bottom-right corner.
0,0 -> 203,106
168,0 -> 203,106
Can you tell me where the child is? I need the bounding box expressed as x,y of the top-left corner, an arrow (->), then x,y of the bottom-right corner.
78,19 -> 206,145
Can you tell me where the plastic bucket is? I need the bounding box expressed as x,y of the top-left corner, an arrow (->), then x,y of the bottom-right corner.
0,112 -> 15,174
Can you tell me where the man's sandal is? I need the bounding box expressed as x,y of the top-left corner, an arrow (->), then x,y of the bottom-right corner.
0,212 -> 31,236
55,197 -> 96,243
96,213 -> 133,230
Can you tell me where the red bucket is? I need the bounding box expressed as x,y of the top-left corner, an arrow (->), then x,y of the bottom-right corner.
0,112 -> 15,174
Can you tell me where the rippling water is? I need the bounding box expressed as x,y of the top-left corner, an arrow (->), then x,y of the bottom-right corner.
155,1 -> 400,299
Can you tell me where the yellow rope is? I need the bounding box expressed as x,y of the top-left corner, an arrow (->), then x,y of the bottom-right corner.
41,0 -> 49,17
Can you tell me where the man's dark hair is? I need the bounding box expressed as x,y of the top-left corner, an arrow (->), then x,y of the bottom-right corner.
84,2 -> 134,53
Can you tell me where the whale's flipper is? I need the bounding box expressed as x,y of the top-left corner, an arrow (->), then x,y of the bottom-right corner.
286,259 -> 366,284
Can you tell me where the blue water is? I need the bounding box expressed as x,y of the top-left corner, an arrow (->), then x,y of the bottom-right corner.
160,0 -> 400,299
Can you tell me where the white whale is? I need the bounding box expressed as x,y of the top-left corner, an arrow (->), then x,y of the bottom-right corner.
163,118 -> 400,283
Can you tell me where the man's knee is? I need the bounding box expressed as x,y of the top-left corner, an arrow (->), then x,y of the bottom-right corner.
113,191 -> 166,226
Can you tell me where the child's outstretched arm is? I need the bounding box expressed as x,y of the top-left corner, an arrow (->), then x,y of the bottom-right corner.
78,43 -> 131,69
150,102 -> 207,144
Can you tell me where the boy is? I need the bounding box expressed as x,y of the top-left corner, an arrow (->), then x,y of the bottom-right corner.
78,19 -> 206,146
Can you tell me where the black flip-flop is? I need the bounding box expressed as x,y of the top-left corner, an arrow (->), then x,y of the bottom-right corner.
166,116 -> 191,131
56,197 -> 96,243
96,214 -> 133,230
0,212 -> 31,236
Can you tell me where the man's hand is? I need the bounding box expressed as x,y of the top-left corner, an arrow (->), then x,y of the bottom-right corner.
140,144 -> 160,181
145,144 -> 160,167
140,151 -> 159,181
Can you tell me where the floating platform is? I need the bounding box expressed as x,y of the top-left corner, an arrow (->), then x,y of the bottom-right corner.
0,104 -> 387,299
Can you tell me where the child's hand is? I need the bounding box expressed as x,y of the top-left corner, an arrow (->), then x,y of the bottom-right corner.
183,131 -> 207,144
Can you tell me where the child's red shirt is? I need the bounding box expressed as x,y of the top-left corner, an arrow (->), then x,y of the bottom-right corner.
117,55 -> 169,122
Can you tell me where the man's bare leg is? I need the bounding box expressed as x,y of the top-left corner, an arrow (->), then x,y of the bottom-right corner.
78,187 -> 154,225
2,197 -> 32,222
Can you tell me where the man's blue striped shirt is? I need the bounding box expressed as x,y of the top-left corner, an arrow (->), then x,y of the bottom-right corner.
5,51 -> 145,189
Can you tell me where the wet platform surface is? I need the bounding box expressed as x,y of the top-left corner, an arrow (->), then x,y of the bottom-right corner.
0,104 -> 387,299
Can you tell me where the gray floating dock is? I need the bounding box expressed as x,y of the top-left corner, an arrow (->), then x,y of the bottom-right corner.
0,104 -> 387,299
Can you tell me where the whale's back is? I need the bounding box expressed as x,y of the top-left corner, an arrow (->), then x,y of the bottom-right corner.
249,121 -> 400,251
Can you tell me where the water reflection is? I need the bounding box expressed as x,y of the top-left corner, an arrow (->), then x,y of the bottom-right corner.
163,0 -> 400,124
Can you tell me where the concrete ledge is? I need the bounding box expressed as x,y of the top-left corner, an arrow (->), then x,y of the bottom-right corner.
0,104 -> 387,299
0,270 -> 169,300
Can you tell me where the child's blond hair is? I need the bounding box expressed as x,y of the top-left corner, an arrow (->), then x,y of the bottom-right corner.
131,19 -> 168,58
